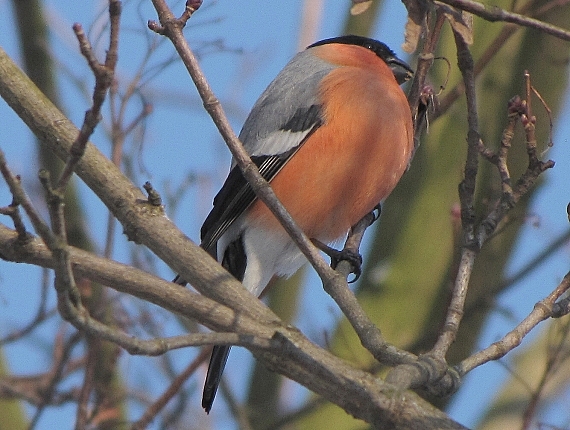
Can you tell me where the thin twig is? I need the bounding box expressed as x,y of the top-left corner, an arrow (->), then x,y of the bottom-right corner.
521,319 -> 570,429
75,337 -> 96,430
0,282 -> 55,345
464,228 -> 570,317
57,0 -> 122,191
407,8 -> 445,152
0,183 -> 31,242
0,152 -> 59,251
28,331 -> 82,429
457,272 -> 570,374
475,85 -> 555,247
131,348 -> 210,430
435,0 -> 570,41
435,0 -> 570,119
431,29 -> 480,360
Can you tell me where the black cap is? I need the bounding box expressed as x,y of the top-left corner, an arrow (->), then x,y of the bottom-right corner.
307,35 -> 413,84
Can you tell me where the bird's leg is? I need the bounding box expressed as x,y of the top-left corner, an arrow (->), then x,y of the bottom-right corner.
311,238 -> 363,283
311,204 -> 381,283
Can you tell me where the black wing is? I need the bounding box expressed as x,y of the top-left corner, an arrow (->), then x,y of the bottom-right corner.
200,104 -> 323,257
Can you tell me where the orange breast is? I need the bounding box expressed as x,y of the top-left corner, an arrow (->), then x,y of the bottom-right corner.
249,47 -> 413,242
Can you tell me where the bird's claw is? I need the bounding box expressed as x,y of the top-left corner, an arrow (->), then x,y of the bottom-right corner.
312,239 -> 363,283
331,249 -> 363,283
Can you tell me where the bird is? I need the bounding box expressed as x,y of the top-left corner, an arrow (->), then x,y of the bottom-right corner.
185,34 -> 414,413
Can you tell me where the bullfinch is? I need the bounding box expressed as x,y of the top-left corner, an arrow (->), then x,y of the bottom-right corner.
182,35 -> 414,413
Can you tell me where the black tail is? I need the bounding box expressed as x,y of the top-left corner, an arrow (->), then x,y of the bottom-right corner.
202,345 -> 232,413
173,274 -> 229,412
200,236 -> 246,413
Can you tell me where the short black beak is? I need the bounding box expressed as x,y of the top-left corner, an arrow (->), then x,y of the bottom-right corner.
388,57 -> 414,85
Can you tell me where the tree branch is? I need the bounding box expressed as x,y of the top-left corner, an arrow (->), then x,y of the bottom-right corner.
0,222 -> 466,428
0,45 -> 278,324
457,272 -> 570,374
430,28 -> 480,359
435,0 -> 570,41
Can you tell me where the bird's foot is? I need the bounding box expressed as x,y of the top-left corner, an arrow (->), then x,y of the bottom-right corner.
331,248 -> 363,283
312,239 -> 363,283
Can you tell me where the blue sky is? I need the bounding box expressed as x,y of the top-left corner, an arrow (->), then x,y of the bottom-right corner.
1,0 -> 569,428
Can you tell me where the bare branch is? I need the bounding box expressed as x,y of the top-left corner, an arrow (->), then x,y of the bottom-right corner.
435,0 -> 570,41
58,0 -> 122,191
0,223 -> 274,347
0,152 -> 59,252
431,28 -> 480,360
521,318 -> 570,429
0,44 -> 278,323
435,0 -> 570,119
0,186 -> 28,240
0,222 -> 465,428
131,348 -> 210,430
457,272 -> 570,374
475,89 -> 555,249
407,7 -> 446,146
28,331 -> 82,428
0,271 -> 54,345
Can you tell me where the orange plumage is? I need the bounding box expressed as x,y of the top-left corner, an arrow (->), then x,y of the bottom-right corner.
248,43 -> 413,242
